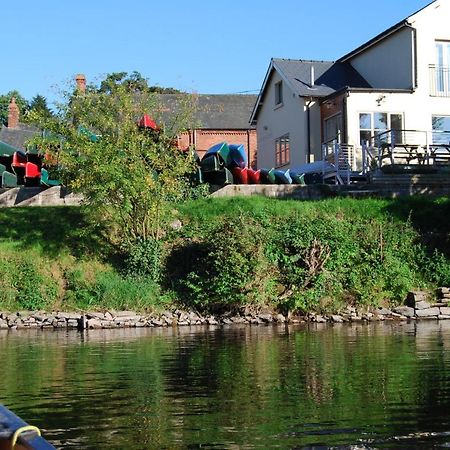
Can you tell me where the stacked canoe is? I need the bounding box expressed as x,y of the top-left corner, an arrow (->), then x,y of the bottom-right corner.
0,140 -> 59,188
198,142 -> 306,186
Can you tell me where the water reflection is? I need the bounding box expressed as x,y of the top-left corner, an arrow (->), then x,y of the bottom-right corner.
1,322 -> 450,449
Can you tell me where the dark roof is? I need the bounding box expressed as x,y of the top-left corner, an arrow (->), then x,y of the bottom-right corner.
338,0 -> 437,62
273,58 -> 371,97
250,58 -> 370,124
157,94 -> 257,129
0,123 -> 39,151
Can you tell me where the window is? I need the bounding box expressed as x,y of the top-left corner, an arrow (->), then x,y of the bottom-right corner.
432,115 -> 450,144
275,81 -> 283,106
324,114 -> 342,143
435,41 -> 450,93
275,134 -> 290,167
359,112 -> 403,145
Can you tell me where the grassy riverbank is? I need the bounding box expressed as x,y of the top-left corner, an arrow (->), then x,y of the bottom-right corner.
1,196 -> 449,313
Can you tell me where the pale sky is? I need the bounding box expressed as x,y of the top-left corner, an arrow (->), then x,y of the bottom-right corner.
1,0 -> 430,105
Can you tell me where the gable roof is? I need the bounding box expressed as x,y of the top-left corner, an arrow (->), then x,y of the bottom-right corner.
273,59 -> 370,97
338,0 -> 437,62
250,58 -> 370,124
158,94 -> 257,130
0,123 -> 39,151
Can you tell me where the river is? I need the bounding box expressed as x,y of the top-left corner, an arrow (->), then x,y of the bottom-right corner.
1,322 -> 450,449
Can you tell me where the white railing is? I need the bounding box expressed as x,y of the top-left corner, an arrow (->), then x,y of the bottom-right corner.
430,65 -> 450,97
321,141 -> 355,185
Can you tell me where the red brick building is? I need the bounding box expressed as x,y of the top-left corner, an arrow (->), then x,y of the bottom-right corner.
159,94 -> 258,168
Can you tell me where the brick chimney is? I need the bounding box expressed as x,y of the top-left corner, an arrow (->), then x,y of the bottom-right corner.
8,97 -> 20,128
75,74 -> 86,94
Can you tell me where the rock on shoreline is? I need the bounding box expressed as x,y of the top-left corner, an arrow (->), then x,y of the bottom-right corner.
1,289 -> 449,331
1,297 -> 450,332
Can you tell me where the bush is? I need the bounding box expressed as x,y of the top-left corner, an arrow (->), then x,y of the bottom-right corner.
269,213 -> 425,312
124,238 -> 164,282
0,252 -> 58,311
177,214 -> 277,311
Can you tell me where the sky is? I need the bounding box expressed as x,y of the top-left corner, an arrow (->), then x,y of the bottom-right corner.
1,0 -> 430,107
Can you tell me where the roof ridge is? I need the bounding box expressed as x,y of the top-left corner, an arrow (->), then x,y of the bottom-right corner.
273,57 -> 336,64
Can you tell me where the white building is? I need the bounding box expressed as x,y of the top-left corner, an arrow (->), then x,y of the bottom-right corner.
250,0 -> 450,173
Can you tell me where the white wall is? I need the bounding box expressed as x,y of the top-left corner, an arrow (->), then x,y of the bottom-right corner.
409,0 -> 450,97
349,27 -> 415,89
256,71 -> 308,169
346,1 -> 450,149
308,100 -> 322,162
346,89 -> 450,149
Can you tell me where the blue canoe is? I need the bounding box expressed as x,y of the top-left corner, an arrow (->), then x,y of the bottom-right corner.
273,169 -> 292,184
228,144 -> 247,169
290,170 -> 306,185
203,142 -> 231,167
0,404 -> 55,449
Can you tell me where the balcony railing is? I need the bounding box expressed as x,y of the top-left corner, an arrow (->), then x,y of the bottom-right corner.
361,129 -> 450,174
429,65 -> 450,97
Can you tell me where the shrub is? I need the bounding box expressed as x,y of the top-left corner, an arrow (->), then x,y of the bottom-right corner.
124,238 -> 164,282
177,214 -> 277,311
0,253 -> 58,311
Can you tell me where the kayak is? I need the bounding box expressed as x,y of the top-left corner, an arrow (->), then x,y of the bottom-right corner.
228,144 -> 247,169
0,404 -> 55,449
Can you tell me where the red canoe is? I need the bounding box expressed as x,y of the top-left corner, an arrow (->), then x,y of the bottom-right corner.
247,168 -> 261,184
232,167 -> 249,184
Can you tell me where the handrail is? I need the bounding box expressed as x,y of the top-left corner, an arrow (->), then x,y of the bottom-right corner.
359,128 -> 450,173
429,64 -> 450,97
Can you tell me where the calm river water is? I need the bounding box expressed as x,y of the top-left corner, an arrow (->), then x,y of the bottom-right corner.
1,322 -> 450,449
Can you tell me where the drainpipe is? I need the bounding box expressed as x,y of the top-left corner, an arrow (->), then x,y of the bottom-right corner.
343,91 -> 349,144
306,97 -> 313,164
246,130 -> 251,168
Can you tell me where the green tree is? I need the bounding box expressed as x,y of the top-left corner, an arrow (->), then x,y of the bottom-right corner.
29,76 -> 197,253
0,90 -> 29,126
29,94 -> 53,119
98,71 -> 182,95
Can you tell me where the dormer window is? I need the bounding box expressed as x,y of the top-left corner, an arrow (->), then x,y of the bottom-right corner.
275,81 -> 283,106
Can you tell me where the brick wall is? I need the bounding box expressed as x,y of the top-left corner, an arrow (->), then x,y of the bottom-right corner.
178,129 -> 258,168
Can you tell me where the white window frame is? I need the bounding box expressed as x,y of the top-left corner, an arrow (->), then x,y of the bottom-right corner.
432,115 -> 450,144
435,41 -> 450,94
358,111 -> 404,145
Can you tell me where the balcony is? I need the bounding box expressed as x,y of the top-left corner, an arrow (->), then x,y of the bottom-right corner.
429,65 -> 450,97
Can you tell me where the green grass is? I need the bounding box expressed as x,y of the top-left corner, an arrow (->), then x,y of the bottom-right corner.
0,206 -> 164,312
0,196 -> 449,313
